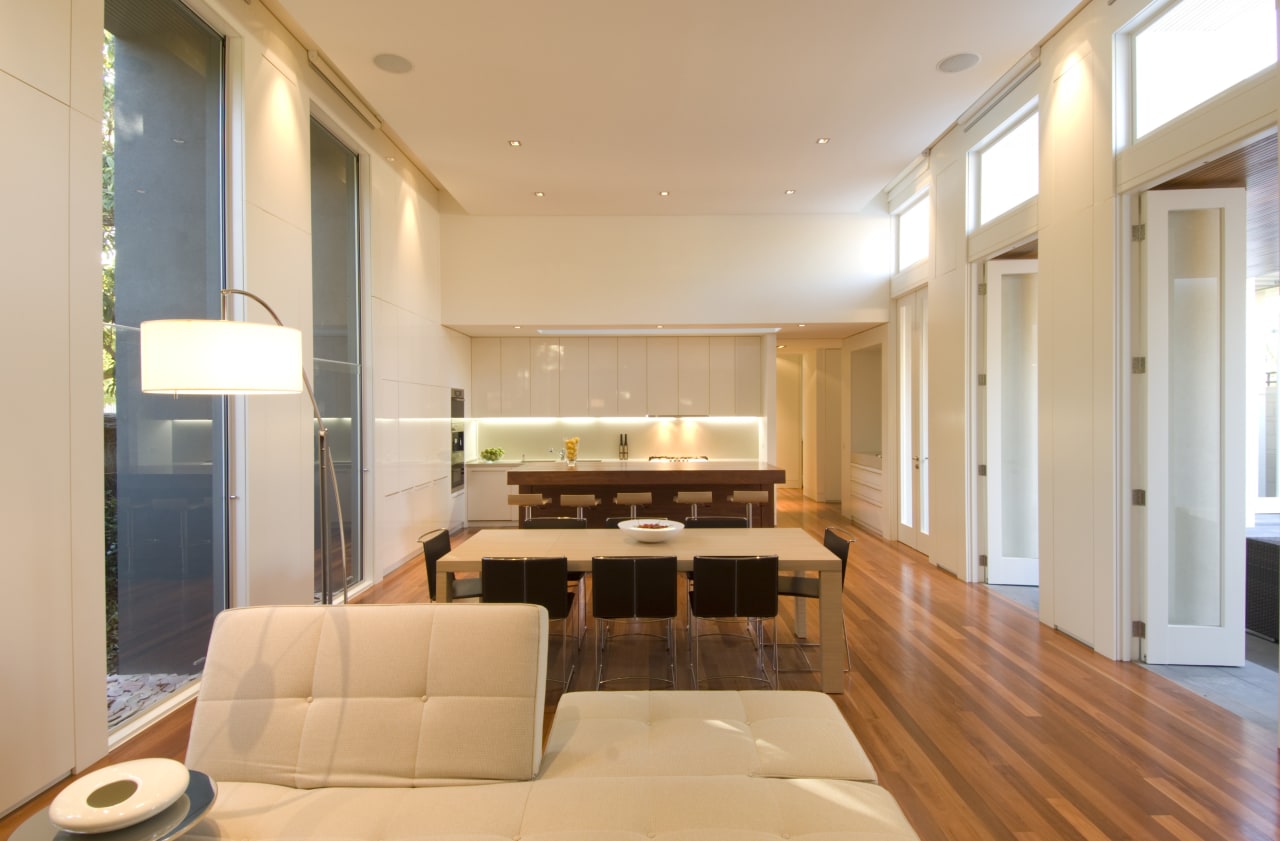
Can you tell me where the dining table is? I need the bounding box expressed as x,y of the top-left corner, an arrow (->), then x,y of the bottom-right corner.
435,527 -> 845,692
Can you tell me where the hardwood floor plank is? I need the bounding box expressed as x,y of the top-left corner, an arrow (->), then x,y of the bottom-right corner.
4,489 -> 1277,841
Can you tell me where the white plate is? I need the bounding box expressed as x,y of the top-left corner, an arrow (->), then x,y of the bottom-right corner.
617,518 -> 685,543
49,758 -> 190,834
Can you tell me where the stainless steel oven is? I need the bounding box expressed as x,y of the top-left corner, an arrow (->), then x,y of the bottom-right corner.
450,389 -> 465,491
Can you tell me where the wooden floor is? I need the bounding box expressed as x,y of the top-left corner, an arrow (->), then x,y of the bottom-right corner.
5,489 -> 1278,840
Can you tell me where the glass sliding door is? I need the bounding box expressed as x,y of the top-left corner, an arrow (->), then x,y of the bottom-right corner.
103,0 -> 227,727
309,119 -> 363,599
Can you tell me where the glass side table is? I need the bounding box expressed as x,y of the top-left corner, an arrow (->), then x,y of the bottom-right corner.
11,770 -> 216,841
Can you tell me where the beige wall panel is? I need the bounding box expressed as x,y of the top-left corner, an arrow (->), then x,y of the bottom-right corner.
927,266 -> 969,579
397,307 -> 427,386
370,297 -> 400,383
70,0 -> 104,118
373,376 -> 400,497
441,213 -> 892,329
244,48 -> 310,234
0,69 -> 76,816
1091,199 -> 1120,658
0,0 -> 70,102
934,159 -> 965,275
1045,48 -> 1096,222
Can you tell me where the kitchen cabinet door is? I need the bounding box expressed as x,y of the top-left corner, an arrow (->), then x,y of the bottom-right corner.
617,337 -> 647,415
471,337 -> 502,417
647,337 -> 678,415
708,337 -> 736,416
678,336 -> 710,415
588,337 -> 618,416
530,340 -> 561,416
500,338 -> 531,416
466,465 -> 517,522
559,337 -> 589,416
734,336 -> 763,415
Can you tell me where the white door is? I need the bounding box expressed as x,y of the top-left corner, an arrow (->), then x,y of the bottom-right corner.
1141,188 -> 1246,666
1251,281 -> 1280,515
985,260 -> 1040,585
898,288 -> 929,553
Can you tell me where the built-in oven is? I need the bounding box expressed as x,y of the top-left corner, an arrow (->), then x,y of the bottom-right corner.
450,389 -> 465,491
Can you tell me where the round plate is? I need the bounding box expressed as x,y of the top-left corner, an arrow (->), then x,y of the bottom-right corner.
617,518 -> 685,543
49,758 -> 190,834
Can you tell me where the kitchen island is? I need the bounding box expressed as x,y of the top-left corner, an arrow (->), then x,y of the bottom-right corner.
508,460 -> 786,526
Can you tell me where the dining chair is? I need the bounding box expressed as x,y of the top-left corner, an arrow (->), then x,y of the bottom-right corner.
481,556 -> 578,689
590,555 -> 679,690
684,516 -> 749,528
687,554 -> 779,689
515,517 -> 588,640
777,526 -> 853,671
418,528 -> 480,603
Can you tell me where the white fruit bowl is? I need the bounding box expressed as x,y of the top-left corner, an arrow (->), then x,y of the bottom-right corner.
617,518 -> 684,543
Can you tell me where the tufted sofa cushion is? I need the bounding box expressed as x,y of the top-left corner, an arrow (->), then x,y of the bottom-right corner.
186,603 -> 549,787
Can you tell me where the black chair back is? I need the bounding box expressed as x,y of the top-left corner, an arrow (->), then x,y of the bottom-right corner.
684,516 -> 749,528
604,516 -> 629,529
525,517 -> 588,529
481,556 -> 572,621
592,555 -> 678,619
823,526 -> 855,582
691,555 -> 779,618
418,528 -> 451,601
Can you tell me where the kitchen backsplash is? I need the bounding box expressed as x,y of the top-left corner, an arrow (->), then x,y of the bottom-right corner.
468,417 -> 763,461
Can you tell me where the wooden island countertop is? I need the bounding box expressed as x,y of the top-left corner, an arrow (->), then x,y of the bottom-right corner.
506,460 -> 786,526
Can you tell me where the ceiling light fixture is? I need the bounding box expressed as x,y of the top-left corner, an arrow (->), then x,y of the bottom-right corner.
658,190 -> 670,197
372,53 -> 413,74
816,137 -> 830,145
534,191 -> 544,197
508,139 -> 522,147
937,52 -> 981,74
785,189 -> 796,195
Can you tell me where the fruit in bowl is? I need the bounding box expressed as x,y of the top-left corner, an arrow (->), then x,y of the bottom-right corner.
480,447 -> 504,462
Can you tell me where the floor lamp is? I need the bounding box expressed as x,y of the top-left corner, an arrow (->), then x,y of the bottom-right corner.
139,289 -> 348,604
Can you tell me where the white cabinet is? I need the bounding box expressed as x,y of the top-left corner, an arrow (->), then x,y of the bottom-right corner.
708,337 -> 735,416
677,336 -> 709,415
849,459 -> 886,536
617,337 -> 647,415
500,338 -> 530,416
559,337 -> 589,416
473,334 -> 764,417
734,336 -> 763,415
530,339 -> 560,417
471,337 -> 502,417
588,337 -> 617,416
647,337 -> 678,414
467,463 -> 517,522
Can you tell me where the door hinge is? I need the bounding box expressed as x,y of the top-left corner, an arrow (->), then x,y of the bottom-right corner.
1132,620 -> 1146,639
978,373 -> 987,386
1132,489 -> 1146,506
978,464 -> 987,477
1132,223 -> 1146,241
1132,356 -> 1147,374
977,282 -> 988,296
978,554 -> 988,567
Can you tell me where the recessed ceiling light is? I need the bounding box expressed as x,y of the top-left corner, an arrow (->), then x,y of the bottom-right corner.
385,156 -> 395,162
514,325 -> 522,330
937,52 -> 980,73
785,189 -> 796,195
534,191 -> 545,197
798,324 -> 807,328
658,190 -> 670,197
656,325 -> 664,329
508,139 -> 522,147
372,53 -> 413,74
816,137 -> 830,145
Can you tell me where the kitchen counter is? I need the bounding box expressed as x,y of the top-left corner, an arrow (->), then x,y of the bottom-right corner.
507,460 -> 786,526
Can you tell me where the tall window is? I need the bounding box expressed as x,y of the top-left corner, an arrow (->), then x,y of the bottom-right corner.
895,193 -> 930,274
975,111 -> 1039,226
103,0 -> 226,728
1132,0 -> 1277,139
309,119 -> 362,599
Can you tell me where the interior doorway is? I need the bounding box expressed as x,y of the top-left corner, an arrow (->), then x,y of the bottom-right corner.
897,288 -> 929,554
1128,133 -> 1278,728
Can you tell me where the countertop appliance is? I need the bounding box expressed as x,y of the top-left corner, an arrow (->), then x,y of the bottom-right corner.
450,389 -> 465,491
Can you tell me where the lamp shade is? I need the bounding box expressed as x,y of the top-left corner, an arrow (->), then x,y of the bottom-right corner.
140,319 -> 304,395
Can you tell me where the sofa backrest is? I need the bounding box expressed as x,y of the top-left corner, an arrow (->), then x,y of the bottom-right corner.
186,603 -> 549,787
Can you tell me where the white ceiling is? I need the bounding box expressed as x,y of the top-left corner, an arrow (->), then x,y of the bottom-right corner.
268,0 -> 1084,217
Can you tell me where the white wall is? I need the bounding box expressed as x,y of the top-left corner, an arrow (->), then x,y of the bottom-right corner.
1,0 -> 461,814
440,212 -> 892,330
0,0 -> 105,814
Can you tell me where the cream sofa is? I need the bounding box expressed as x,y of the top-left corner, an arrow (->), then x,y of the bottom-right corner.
186,604 -> 920,840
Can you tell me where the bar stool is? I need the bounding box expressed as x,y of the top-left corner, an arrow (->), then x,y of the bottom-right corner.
508,493 -> 551,521
560,493 -> 601,518
674,490 -> 713,519
613,491 -> 652,519
729,490 -> 771,527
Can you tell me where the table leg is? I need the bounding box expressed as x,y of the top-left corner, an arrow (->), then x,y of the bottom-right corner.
436,571 -> 452,603
794,598 -> 808,638
818,569 -> 842,693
